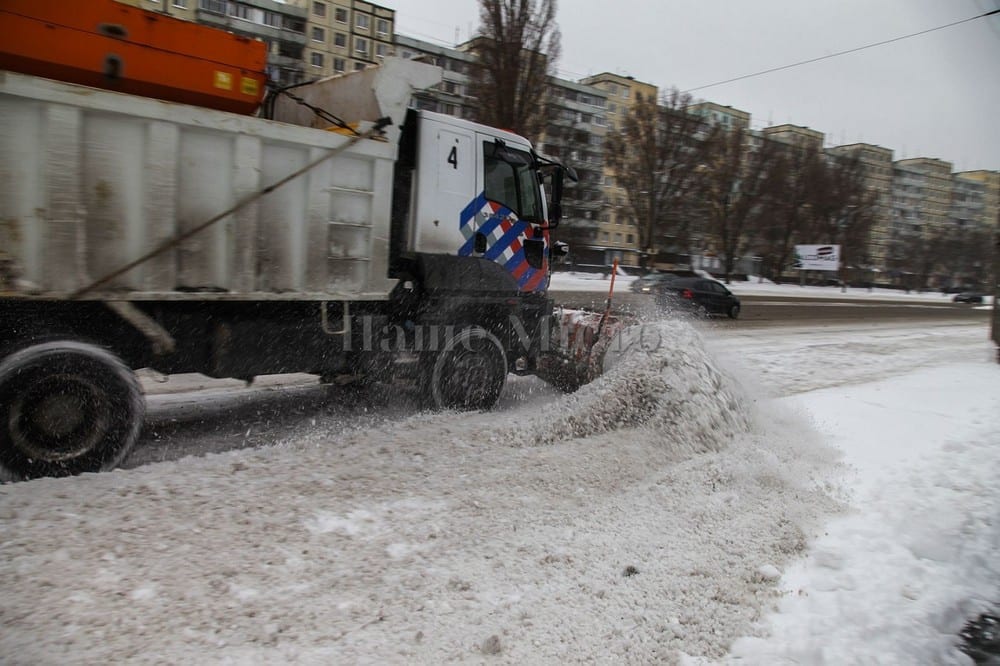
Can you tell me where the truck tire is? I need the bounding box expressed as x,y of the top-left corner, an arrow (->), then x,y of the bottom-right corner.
0,341 -> 144,479
427,326 -> 507,411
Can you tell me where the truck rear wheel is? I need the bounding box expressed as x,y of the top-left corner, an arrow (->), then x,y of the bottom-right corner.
427,326 -> 507,411
0,342 -> 144,479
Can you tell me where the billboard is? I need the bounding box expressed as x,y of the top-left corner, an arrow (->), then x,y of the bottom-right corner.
793,245 -> 841,271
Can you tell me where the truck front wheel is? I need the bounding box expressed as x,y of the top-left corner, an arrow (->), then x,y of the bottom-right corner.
0,342 -> 144,479
427,326 -> 507,411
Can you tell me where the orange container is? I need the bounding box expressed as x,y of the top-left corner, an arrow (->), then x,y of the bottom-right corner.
0,0 -> 268,115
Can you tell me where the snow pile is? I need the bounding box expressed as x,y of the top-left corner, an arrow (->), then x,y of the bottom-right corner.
512,320 -> 751,457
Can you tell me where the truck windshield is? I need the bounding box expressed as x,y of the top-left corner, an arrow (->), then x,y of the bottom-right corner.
484,142 -> 543,223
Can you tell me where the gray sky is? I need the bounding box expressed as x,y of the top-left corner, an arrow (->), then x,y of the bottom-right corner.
386,0 -> 1000,172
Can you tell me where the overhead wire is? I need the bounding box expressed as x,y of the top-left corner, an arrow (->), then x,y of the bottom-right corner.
683,8 -> 1000,94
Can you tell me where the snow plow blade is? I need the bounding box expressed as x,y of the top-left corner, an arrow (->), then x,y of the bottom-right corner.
535,309 -> 632,392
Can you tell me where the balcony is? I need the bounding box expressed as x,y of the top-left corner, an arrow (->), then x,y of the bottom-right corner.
196,1 -> 307,46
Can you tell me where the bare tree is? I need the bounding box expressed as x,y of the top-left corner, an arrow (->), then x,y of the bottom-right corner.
697,129 -> 786,283
604,89 -> 715,269
469,0 -> 560,143
753,142 -> 823,281
805,153 -> 876,284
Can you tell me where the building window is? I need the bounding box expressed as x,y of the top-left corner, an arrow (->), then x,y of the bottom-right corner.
333,57 -> 346,72
172,0 -> 187,7
200,0 -> 226,13
376,18 -> 389,36
310,52 -> 324,67
356,13 -> 370,29
334,32 -> 346,47
312,1 -> 325,18
622,87 -> 630,99
355,37 -> 368,56
335,7 -> 347,22
375,43 -> 387,59
354,62 -> 366,71
228,2 -> 252,20
263,10 -> 281,27
311,26 -> 324,42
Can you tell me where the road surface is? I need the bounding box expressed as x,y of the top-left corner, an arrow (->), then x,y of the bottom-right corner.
554,290 -> 990,327
126,296 -> 993,469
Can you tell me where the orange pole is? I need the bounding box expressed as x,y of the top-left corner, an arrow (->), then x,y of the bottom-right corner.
597,258 -> 619,336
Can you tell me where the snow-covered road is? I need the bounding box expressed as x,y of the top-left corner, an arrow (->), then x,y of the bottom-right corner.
0,318 -> 997,664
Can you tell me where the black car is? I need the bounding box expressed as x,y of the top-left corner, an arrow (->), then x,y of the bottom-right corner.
952,292 -> 984,304
630,272 -> 678,293
654,276 -> 741,319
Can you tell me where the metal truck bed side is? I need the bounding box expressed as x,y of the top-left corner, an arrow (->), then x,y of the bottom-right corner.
0,70 -> 398,301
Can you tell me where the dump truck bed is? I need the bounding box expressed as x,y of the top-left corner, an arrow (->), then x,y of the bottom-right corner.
0,70 -> 398,301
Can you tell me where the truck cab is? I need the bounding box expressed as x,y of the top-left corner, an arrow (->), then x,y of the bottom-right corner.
402,110 -> 552,294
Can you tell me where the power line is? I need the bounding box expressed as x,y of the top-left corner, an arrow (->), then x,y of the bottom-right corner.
683,9 -> 1000,94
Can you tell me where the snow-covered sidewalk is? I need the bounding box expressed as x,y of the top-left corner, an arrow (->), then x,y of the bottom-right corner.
728,363 -> 1000,664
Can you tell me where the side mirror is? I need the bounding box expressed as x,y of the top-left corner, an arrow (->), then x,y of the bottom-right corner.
549,168 -> 564,228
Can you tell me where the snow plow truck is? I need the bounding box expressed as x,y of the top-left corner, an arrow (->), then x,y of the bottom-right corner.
0,0 -> 619,479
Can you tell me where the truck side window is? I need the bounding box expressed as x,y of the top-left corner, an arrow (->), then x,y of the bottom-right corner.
484,152 -> 518,210
483,142 -> 542,222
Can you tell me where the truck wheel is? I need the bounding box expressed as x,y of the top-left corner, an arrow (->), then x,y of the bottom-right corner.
0,342 -> 144,479
427,326 -> 507,411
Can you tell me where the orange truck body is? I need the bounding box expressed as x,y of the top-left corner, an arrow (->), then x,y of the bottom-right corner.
0,0 -> 267,115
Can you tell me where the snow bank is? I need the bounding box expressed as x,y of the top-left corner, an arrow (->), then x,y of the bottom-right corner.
729,363 -> 1000,664
509,320 -> 751,459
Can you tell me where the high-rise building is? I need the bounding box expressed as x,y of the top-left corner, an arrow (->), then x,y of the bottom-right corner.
395,34 -> 475,119
894,158 -> 954,234
950,175 -> 986,230
304,1 -> 395,78
688,101 -> 750,131
828,143 -> 894,271
578,73 -> 658,267
537,77 -> 609,265
955,170 -> 1000,231
761,124 -> 824,149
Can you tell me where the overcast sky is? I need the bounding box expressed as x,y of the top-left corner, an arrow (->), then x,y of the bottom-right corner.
386,0 -> 1000,172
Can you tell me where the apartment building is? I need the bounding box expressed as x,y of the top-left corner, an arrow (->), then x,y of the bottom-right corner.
395,34 -> 475,119
305,1 -> 394,78
578,73 -> 659,267
117,0 -> 309,87
761,124 -> 824,149
893,158 -> 954,234
827,143 -> 894,271
536,77 -> 609,264
688,101 -> 750,131
955,170 -> 1000,230
950,173 -> 986,234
